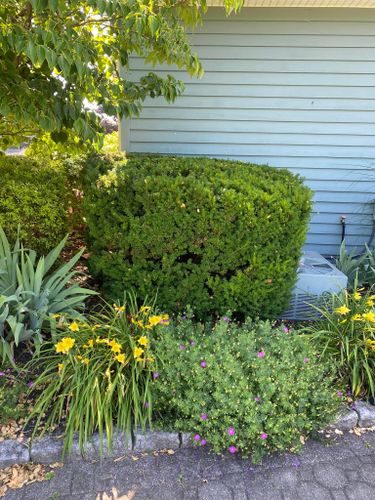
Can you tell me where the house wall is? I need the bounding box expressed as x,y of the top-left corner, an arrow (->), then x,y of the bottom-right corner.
121,8 -> 375,256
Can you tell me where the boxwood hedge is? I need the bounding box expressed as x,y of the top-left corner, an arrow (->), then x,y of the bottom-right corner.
0,156 -> 69,253
83,154 -> 312,318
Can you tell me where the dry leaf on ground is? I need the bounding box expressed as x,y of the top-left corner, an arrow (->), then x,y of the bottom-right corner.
0,463 -> 59,497
0,420 -> 22,441
97,487 -> 135,500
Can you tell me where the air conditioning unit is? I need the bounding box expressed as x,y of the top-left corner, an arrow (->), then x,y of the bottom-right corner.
281,251 -> 348,320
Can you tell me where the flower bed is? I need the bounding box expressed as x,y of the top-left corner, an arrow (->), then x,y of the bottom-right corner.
152,314 -> 341,462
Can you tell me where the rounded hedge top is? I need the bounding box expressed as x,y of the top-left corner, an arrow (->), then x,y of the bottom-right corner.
83,154 -> 312,318
0,156 -> 69,254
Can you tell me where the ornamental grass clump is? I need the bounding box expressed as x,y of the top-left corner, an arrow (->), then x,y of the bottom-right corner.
27,297 -> 168,457
304,286 -> 375,398
152,316 -> 339,462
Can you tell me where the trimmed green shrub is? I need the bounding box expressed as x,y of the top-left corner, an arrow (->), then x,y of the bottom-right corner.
83,154 -> 312,318
0,156 -> 69,253
152,315 -> 340,462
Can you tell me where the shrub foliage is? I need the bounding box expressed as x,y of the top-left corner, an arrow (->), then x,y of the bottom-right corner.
83,155 -> 312,318
152,316 -> 339,462
0,156 -> 68,253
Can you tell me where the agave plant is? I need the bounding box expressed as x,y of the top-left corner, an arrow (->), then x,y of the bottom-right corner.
0,228 -> 96,365
363,244 -> 375,286
335,240 -> 375,290
335,241 -> 367,290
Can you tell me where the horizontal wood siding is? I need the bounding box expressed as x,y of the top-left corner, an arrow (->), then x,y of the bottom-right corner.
121,8 -> 375,256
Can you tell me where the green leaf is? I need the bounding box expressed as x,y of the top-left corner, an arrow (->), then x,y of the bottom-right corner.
26,41 -> 38,65
148,16 -> 160,36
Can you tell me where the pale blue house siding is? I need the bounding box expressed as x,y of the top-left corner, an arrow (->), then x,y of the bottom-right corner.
121,7 -> 375,256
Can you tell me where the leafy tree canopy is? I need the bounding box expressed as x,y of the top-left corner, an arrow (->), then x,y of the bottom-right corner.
0,0 -> 242,150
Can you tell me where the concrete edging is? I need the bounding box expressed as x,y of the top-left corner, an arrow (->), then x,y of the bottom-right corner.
0,430 -> 188,468
1,402 -> 375,467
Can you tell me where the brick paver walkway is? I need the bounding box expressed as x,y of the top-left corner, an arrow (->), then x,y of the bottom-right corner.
4,431 -> 375,499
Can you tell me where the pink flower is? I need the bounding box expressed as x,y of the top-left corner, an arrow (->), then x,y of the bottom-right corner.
201,439 -> 207,446
27,381 -> 34,388
194,434 -> 201,441
337,390 -> 343,397
223,316 -> 230,322
153,372 -> 159,379
303,357 -> 309,363
257,351 -> 265,358
190,340 -> 196,346
179,344 -> 185,350
227,427 -> 235,436
200,360 -> 207,368
229,445 -> 237,454
200,414 -> 207,421
283,326 -> 289,333
254,396 -> 260,403
0,372 -> 5,377
261,432 -> 268,440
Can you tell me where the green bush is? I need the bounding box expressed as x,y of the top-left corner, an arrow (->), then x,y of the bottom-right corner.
0,156 -> 69,253
0,366 -> 29,425
152,316 -> 340,462
303,285 -> 375,398
83,155 -> 312,318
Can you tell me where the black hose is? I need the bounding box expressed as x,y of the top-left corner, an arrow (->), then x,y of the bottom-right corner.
340,215 -> 346,243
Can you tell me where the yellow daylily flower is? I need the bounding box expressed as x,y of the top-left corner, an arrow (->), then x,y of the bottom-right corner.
148,315 -> 162,327
96,337 -> 110,344
363,311 -> 375,323
160,314 -> 170,325
113,304 -> 125,313
334,306 -> 350,315
140,306 -> 151,314
366,299 -> 374,307
57,363 -> 64,372
353,291 -> 361,300
133,346 -> 144,358
115,353 -> 125,363
109,340 -> 122,353
55,337 -> 75,354
138,336 -> 149,347
352,314 -> 362,321
69,322 -> 80,332
82,358 -> 89,365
